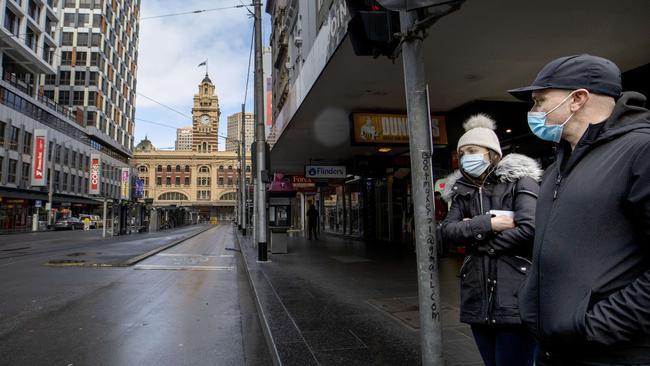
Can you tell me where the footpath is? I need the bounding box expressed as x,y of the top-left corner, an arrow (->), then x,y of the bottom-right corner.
235,227 -> 483,366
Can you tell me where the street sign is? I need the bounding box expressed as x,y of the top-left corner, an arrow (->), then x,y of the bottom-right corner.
35,200 -> 42,208
305,165 -> 346,179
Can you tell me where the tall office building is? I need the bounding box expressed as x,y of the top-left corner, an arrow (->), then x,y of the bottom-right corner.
0,0 -> 134,233
175,126 -> 192,151
42,0 -> 140,155
226,112 -> 253,152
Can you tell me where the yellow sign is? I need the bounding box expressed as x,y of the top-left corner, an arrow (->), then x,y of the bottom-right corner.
352,113 -> 448,145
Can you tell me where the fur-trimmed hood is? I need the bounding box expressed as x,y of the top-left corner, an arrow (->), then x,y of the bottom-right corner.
441,153 -> 543,201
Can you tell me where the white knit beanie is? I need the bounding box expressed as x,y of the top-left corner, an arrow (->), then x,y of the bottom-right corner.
457,114 -> 502,157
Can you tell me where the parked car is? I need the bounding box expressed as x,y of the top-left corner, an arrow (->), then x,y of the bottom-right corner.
54,217 -> 85,230
79,214 -> 102,229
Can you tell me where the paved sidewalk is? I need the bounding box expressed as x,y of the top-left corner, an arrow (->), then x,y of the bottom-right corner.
236,228 -> 483,366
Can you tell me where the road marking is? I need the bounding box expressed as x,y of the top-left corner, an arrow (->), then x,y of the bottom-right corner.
156,253 -> 230,259
133,264 -> 234,271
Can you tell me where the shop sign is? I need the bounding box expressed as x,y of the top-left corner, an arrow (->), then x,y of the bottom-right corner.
4,199 -> 25,204
305,165 -> 346,179
89,153 -> 101,195
120,168 -> 130,200
292,175 -> 316,192
351,113 -> 448,146
35,200 -> 42,208
31,129 -> 48,186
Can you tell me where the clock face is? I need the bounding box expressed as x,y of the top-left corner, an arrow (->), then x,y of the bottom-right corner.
200,115 -> 210,125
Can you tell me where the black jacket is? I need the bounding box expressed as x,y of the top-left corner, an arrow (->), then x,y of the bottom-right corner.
442,153 -> 541,325
518,92 -> 650,364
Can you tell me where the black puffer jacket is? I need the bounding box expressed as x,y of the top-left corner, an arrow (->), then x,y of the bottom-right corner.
518,92 -> 650,364
442,153 -> 541,325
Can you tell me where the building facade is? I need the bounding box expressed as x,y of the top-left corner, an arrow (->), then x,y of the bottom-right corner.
0,0 -> 134,233
132,75 -> 251,222
175,126 -> 191,151
42,0 -> 140,154
225,112 -> 253,152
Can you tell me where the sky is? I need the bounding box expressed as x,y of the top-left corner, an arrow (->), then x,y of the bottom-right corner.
134,0 -> 270,150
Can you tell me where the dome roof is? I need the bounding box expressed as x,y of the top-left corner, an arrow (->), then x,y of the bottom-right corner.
202,73 -> 212,84
134,136 -> 156,152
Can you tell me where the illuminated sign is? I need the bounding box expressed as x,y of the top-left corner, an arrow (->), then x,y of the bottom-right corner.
351,113 -> 448,145
31,129 -> 48,186
89,153 -> 101,194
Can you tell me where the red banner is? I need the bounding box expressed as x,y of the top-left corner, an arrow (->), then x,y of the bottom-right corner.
33,138 -> 45,180
89,154 -> 101,194
30,129 -> 48,186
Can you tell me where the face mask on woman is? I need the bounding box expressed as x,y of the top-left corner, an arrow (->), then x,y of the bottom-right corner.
460,153 -> 490,177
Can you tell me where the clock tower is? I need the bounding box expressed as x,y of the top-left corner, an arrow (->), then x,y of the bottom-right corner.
192,74 -> 220,152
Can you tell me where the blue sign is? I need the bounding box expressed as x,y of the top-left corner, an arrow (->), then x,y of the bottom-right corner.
35,200 -> 42,208
135,179 -> 145,198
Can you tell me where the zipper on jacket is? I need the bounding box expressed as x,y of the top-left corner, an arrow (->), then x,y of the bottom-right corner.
553,174 -> 562,199
479,186 -> 485,213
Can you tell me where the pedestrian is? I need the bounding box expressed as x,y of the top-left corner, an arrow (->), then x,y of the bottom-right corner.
441,114 -> 541,366
307,202 -> 319,240
509,54 -> 650,365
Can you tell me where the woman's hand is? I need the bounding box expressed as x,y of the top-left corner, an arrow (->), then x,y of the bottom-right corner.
491,215 -> 515,232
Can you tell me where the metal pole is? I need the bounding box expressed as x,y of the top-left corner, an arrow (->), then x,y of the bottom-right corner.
241,103 -> 247,236
47,138 -> 56,229
399,9 -> 443,365
102,197 -> 107,238
253,0 -> 267,261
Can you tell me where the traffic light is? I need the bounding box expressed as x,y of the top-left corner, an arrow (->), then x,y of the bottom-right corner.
346,0 -> 401,57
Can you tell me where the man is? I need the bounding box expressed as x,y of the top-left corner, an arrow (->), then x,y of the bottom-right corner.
508,54 -> 650,364
307,202 -> 319,240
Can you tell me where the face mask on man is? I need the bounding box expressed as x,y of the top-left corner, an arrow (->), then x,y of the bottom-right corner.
460,153 -> 490,177
527,91 -> 583,142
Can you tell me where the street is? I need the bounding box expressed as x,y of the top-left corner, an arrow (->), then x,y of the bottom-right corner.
0,225 -> 271,366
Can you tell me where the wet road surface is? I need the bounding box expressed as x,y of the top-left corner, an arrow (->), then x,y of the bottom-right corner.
0,225 -> 271,366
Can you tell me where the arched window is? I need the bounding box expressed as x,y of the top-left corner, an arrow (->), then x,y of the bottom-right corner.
246,165 -> 251,172
220,192 -> 237,200
138,165 -> 148,173
218,165 -> 224,171
166,165 -> 172,172
175,165 -> 181,172
227,165 -> 232,171
158,192 -> 188,201
184,165 -> 190,172
198,165 -> 210,174
157,165 -> 162,172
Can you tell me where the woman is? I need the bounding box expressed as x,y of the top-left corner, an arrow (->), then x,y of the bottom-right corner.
441,114 -> 541,366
